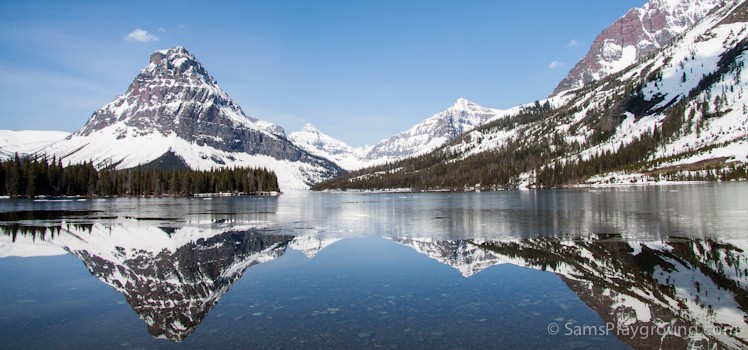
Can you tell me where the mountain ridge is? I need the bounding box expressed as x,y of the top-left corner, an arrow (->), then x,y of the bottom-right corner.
289,98 -> 507,171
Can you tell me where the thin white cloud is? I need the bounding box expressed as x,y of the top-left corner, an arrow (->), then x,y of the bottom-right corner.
124,28 -> 158,43
567,39 -> 580,47
548,61 -> 564,69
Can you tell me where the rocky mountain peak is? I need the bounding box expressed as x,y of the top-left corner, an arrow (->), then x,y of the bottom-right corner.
145,46 -> 211,82
551,0 -> 723,96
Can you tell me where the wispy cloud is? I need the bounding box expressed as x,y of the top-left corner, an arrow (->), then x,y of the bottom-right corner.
124,28 -> 158,42
567,39 -> 580,47
548,61 -> 564,69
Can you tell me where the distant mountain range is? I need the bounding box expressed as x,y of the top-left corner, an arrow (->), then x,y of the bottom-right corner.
288,98 -> 505,170
2,0 -> 747,191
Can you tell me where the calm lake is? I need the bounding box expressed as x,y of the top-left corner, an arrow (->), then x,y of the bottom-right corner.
1,184 -> 747,349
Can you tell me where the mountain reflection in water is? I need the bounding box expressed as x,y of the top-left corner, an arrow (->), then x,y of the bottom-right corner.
1,221 -> 293,341
1,218 -> 747,349
392,236 -> 748,349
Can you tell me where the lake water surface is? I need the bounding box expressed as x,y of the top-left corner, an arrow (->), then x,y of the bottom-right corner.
1,184 -> 747,349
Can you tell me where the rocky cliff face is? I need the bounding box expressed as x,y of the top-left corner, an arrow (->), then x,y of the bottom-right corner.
42,46 -> 342,190
552,0 -> 723,96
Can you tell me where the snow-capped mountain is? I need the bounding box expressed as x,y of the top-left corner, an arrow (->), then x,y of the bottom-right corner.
320,0 -> 748,190
288,124 -> 370,171
0,130 -> 69,159
553,0 -> 724,96
0,220 -> 292,342
364,98 -> 505,163
290,98 -> 506,171
39,46 -> 342,191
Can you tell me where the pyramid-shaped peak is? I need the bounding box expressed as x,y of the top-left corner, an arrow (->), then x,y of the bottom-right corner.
145,46 -> 210,79
150,46 -> 194,64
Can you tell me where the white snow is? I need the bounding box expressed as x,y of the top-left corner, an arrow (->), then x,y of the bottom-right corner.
0,130 -> 70,159
0,234 -> 67,258
388,237 -> 508,277
42,127 -> 321,191
364,98 -> 506,165
288,234 -> 342,258
288,99 -> 508,171
288,124 -> 369,171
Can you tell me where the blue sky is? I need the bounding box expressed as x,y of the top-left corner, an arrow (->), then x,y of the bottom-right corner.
0,0 -> 646,147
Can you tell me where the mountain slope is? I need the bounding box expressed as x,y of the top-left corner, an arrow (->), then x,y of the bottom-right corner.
0,130 -> 69,159
40,47 -> 342,191
553,0 -> 724,96
316,0 -> 748,191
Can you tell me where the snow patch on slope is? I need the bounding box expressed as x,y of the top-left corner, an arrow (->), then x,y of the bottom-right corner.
0,130 -> 70,159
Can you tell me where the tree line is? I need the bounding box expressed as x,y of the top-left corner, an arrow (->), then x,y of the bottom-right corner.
0,154 -> 279,197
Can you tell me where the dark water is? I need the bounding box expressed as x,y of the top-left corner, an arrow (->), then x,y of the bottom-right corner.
1,184 -> 747,349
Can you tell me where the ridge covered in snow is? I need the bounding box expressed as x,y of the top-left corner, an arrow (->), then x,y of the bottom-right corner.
389,237 -> 506,277
287,234 -> 342,258
553,0 -> 724,96
0,130 -> 70,159
290,98 -> 507,170
364,98 -> 505,163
